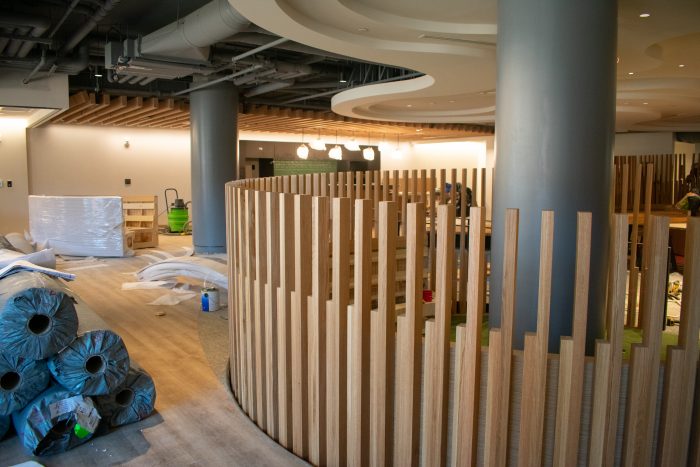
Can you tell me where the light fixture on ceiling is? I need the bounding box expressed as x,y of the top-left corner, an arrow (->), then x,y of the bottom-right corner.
328,131 -> 343,160
344,131 -> 360,151
363,132 -> 375,161
628,72 -> 635,75
309,128 -> 326,151
679,64 -> 686,68
357,27 -> 369,32
378,133 -> 392,152
391,134 -> 403,159
639,12 -> 650,18
124,139 -> 130,148
296,129 -> 309,159
643,102 -> 649,105
406,104 -> 413,108
339,70 -> 347,84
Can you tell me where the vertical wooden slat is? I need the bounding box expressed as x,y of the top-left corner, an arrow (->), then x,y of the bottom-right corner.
471,168 -> 478,207
621,162 -> 629,212
236,189 -> 248,410
309,196 -> 329,466
369,201 -> 397,467
312,173 -> 321,196
226,185 -> 238,398
394,202 -> 426,467
638,163 -> 654,327
627,162 -> 643,327
277,192 -> 295,448
439,169 -> 446,205
382,170 -> 390,202
254,191 -> 268,431
458,168 -> 468,312
588,214 -> 628,466
348,199 -> 372,467
292,194 -> 312,458
421,203 -> 455,467
337,171 -> 345,198
518,211 -> 554,467
429,169 -> 437,290
305,174 -> 313,196
373,171 -> 381,232
657,218 -> 700,466
326,197 -> 351,467
401,170 -> 409,236
346,171 -> 354,200
622,215 -> 669,467
553,212 -> 592,466
480,168 -> 487,209
245,190 -> 257,420
392,170 -> 399,204
420,169 -> 427,204
452,206 -> 486,466
484,208 -> 519,467
410,169 -> 418,203
264,191 -> 280,438
356,171 -> 364,200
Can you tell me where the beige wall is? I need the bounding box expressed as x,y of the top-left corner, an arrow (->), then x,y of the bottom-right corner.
613,131 -> 674,155
27,125 -> 191,225
0,121 -> 30,233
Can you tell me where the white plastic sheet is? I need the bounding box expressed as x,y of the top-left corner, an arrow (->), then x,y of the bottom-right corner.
136,256 -> 228,291
28,196 -> 126,257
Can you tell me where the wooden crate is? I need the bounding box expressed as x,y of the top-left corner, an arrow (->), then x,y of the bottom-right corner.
122,195 -> 159,249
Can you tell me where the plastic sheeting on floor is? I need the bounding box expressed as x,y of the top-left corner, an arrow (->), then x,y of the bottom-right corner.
136,256 -> 228,292
0,272 -> 78,360
48,330 -> 129,396
12,385 -> 99,456
0,352 -> 50,416
95,366 -> 156,428
0,248 -> 56,270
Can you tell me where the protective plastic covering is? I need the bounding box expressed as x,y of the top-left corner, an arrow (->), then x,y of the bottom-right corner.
136,256 -> 228,292
28,196 -> 126,257
0,271 -> 78,360
0,352 -> 50,416
0,248 -> 56,270
48,330 -> 129,396
95,366 -> 156,427
0,414 -> 9,439
12,385 -> 100,456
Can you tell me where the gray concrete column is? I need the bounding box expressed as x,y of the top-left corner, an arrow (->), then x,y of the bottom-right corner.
190,80 -> 238,254
490,0 -> 617,353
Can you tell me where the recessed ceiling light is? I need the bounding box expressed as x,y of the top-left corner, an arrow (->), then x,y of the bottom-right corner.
448,100 -> 456,103
406,104 -> 412,107
429,102 -> 435,105
628,72 -> 635,75
94,73 -> 103,77
357,27 -> 369,32
679,64 -> 686,68
616,57 -> 620,63
639,12 -> 650,18
643,102 -> 648,105
416,129 -> 422,132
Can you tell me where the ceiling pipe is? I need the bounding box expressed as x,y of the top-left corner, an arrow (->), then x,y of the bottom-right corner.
170,64 -> 263,96
231,37 -> 288,63
59,0 -> 121,55
140,0 -> 250,63
22,48 -> 46,84
0,11 -> 51,58
244,80 -> 294,98
47,0 -> 81,39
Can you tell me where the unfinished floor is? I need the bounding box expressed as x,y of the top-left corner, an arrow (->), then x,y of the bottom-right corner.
0,235 -> 307,467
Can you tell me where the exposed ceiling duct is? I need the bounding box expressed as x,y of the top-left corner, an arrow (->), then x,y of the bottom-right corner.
0,11 -> 50,58
106,0 -> 250,81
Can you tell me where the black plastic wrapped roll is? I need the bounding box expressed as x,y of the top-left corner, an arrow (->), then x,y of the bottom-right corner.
0,271 -> 78,360
12,385 -> 100,456
48,329 -> 129,396
0,351 -> 50,416
95,366 -> 156,427
0,414 -> 9,440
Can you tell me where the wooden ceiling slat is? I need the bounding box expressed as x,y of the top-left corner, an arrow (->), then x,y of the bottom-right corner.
48,92 -> 494,139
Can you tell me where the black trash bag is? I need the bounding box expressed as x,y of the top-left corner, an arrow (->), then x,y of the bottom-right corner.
48,329 -> 129,396
12,385 -> 100,456
0,271 -> 78,360
0,351 -> 50,416
95,366 -> 156,427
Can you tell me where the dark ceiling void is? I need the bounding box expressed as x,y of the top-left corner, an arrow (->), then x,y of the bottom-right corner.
0,0 -> 447,118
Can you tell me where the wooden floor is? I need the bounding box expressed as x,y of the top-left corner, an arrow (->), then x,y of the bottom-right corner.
0,235 -> 307,467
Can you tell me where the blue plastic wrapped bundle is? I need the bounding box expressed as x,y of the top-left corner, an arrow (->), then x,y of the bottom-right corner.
0,351 -> 50,415
12,385 -> 100,456
0,271 -> 78,360
95,366 -> 156,427
48,329 -> 129,396
0,414 -> 9,439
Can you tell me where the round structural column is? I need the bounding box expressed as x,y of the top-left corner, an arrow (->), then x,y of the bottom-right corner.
490,0 -> 617,353
190,80 -> 239,254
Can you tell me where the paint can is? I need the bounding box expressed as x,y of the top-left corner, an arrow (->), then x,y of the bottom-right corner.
201,287 -> 219,312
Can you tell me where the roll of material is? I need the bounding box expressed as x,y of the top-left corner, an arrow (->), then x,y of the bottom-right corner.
12,385 -> 100,456
0,351 -> 50,416
48,330 -> 129,396
0,414 -> 9,440
95,366 -> 156,427
0,271 -> 78,360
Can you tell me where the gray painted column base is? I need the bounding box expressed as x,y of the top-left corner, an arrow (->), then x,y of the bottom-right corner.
490,0 -> 617,354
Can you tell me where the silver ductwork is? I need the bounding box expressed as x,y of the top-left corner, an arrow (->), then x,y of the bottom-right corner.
139,0 -> 250,63
0,11 -> 50,58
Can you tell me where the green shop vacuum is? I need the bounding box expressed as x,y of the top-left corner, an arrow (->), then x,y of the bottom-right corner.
164,188 -> 190,233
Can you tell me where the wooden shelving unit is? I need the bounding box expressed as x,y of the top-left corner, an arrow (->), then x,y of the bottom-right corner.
122,195 -> 159,249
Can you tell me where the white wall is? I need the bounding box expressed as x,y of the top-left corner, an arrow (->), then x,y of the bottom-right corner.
27,125 -> 191,225
0,120 -> 30,233
613,132 -> 674,155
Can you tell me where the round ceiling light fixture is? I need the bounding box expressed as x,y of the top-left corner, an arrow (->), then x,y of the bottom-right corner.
329,145 -> 343,160
344,131 -> 360,151
309,128 -> 326,150
639,12 -> 650,18
297,129 -> 309,159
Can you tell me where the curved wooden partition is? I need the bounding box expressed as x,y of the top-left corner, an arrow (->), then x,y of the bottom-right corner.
226,169 -> 700,467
